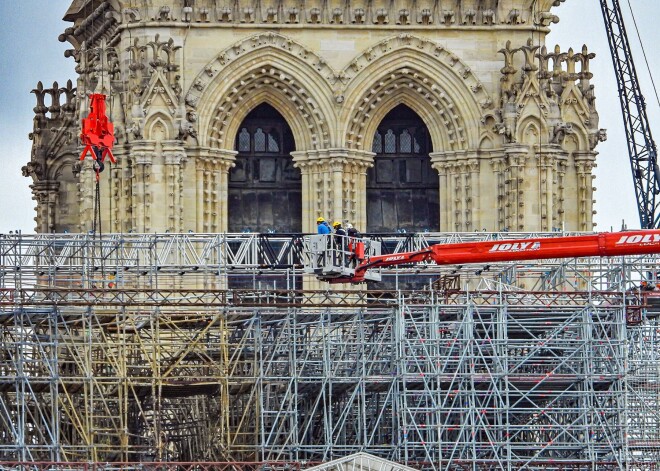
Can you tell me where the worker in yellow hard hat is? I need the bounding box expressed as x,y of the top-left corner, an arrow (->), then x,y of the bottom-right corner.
333,221 -> 347,237
317,217 -> 331,234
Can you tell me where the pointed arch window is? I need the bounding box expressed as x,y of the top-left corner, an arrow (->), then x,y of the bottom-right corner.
367,104 -> 436,233
400,129 -> 412,153
384,129 -> 396,153
254,128 -> 266,152
238,128 -> 250,151
229,103 -> 300,234
373,131 -> 383,153
267,131 -> 280,152
229,103 -> 301,289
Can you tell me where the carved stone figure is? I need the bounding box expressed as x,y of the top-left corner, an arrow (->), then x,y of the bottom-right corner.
21,162 -> 44,179
124,8 -> 141,23
157,6 -> 171,21
551,122 -> 574,144
179,120 -> 198,140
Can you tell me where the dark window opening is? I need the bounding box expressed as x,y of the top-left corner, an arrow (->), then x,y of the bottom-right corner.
367,105 -> 438,233
229,103 -> 302,290
229,103 -> 301,234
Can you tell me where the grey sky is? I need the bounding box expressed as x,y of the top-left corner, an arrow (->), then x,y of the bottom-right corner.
0,0 -> 658,233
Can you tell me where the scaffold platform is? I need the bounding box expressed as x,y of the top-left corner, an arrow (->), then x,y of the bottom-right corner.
1,232 -> 659,470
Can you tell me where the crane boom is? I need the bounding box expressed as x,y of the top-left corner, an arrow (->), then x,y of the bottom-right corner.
308,230 -> 660,283
600,0 -> 660,228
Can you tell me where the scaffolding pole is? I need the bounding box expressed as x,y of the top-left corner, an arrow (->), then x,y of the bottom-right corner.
0,233 -> 659,469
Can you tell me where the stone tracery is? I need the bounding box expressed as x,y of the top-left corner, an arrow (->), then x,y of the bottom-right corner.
25,0 -> 602,235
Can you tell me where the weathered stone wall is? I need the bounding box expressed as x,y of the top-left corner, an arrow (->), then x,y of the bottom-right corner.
24,0 -> 605,233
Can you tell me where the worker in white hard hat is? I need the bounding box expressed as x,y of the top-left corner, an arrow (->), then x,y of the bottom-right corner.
346,223 -> 361,238
332,221 -> 348,266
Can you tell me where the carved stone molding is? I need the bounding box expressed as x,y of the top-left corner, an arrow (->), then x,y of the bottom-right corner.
191,32 -> 491,152
186,32 -> 335,111
189,148 -> 237,233
84,1 -> 563,28
205,61 -> 331,150
292,149 -> 374,232
31,181 -> 60,233
430,151 -> 480,231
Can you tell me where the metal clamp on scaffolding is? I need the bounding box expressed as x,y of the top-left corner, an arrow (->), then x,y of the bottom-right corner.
304,234 -> 382,282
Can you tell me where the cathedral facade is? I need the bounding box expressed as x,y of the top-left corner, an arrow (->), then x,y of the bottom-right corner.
25,0 -> 604,234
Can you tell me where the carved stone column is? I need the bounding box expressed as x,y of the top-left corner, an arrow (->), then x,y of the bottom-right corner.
503,145 -> 530,231
538,154 -> 554,231
292,149 -> 373,233
489,157 -> 507,231
574,151 -> 597,231
162,142 -> 188,232
453,163 -> 464,231
557,159 -> 568,229
431,151 -> 479,232
537,146 -> 569,231
466,158 -> 480,231
190,148 -> 236,233
31,182 -> 59,233
431,152 -> 456,231
110,144 -> 130,233
130,141 -> 156,233
436,163 -> 450,231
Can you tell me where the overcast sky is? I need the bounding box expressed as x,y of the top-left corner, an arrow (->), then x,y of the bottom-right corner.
0,0 -> 658,233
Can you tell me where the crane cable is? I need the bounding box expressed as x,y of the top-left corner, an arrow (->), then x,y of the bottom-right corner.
86,0 -> 109,241
625,0 -> 660,109
88,0 -> 105,278
91,0 -> 100,238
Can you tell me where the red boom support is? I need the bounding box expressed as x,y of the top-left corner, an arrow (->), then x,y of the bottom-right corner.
341,230 -> 660,283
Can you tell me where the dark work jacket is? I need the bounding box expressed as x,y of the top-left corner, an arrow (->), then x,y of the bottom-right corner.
334,228 -> 347,248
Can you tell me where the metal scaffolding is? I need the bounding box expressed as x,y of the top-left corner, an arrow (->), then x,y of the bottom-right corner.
1,232 -> 659,470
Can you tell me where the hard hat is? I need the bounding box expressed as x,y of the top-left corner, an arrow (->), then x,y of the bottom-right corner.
317,217 -> 325,223
346,223 -> 353,229
332,221 -> 341,227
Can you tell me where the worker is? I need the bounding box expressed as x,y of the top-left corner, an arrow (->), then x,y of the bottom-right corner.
315,217 -> 332,268
333,221 -> 347,238
345,223 -> 361,268
316,217 -> 331,235
346,223 -> 360,239
332,221 -> 347,266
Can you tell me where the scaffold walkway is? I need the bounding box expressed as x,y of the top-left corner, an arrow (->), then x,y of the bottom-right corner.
0,232 -> 659,470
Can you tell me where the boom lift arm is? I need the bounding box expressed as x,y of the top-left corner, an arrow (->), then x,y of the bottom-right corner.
309,230 -> 660,283
600,0 -> 660,228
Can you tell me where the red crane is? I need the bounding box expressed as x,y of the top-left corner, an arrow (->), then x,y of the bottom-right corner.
309,230 -> 660,284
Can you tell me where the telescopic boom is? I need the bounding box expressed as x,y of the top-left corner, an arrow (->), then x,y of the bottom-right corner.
311,230 -> 660,283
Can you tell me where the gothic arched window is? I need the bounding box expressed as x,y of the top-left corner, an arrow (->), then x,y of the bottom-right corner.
367,105 -> 438,233
373,131 -> 383,153
238,128 -> 250,151
229,104 -> 300,234
384,129 -> 396,153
